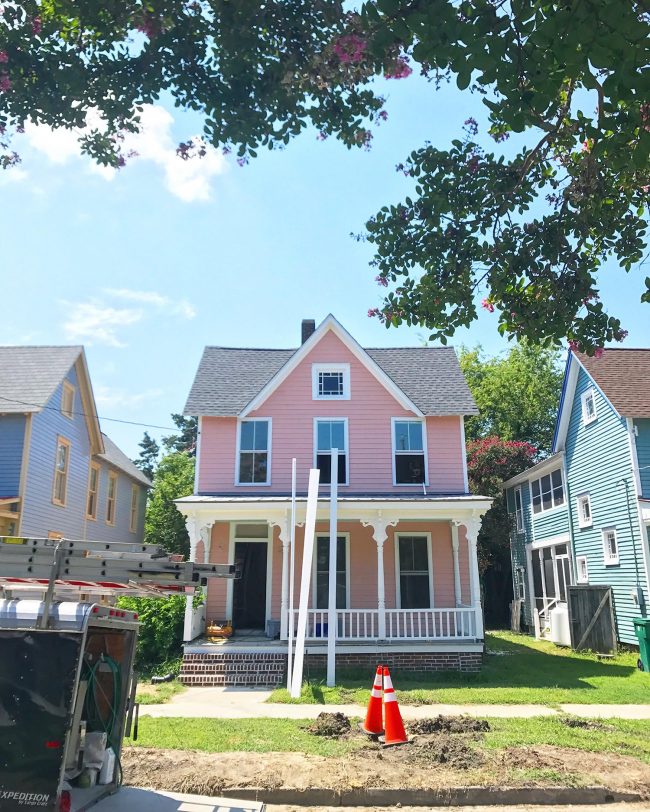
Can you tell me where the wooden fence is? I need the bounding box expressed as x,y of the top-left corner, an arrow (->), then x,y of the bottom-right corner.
567,585 -> 617,654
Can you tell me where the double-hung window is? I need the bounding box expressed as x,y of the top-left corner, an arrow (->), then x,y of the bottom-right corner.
237,419 -> 271,485
531,469 -> 564,514
577,493 -> 592,528
86,462 -> 100,519
576,556 -> 589,583
53,437 -> 70,506
314,535 -> 347,609
315,419 -> 347,485
106,472 -> 118,525
581,388 -> 597,425
397,535 -> 431,608
129,485 -> 139,533
61,381 -> 75,419
514,487 -> 524,533
602,527 -> 619,565
393,419 -> 427,485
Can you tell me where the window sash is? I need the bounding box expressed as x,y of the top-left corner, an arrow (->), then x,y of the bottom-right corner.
318,371 -> 344,397
130,486 -> 138,532
577,556 -> 589,582
106,474 -> 117,524
531,469 -> 564,514
394,421 -> 423,452
87,465 -> 99,519
578,495 -> 591,526
603,529 -> 618,563
61,383 -> 75,419
514,488 -> 524,532
582,390 -> 596,422
315,420 -> 347,485
398,536 -> 431,609
53,440 -> 69,505
238,420 -> 270,484
315,536 -> 347,609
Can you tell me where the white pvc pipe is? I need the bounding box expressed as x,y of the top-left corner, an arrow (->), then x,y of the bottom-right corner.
286,458 -> 296,691
327,448 -> 338,687
290,467 -> 320,698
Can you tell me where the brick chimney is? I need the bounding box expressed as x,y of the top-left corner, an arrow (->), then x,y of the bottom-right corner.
301,319 -> 316,344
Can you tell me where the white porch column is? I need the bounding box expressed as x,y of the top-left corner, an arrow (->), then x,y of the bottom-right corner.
451,522 -> 462,607
270,513 -> 291,640
183,512 -> 200,642
361,511 -> 398,640
464,514 -> 484,639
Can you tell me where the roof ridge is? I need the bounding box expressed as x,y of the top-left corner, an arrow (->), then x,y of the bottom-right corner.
0,344 -> 83,350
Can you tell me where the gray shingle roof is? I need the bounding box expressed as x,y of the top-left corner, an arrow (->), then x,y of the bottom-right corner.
0,345 -> 83,413
184,345 -> 477,417
97,433 -> 152,487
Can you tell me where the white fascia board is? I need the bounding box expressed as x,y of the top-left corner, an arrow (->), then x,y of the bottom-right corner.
239,313 -> 424,418
502,452 -> 565,490
553,353 -> 578,453
531,532 -> 571,550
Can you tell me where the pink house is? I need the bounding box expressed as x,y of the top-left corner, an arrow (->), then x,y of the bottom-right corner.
175,315 -> 491,684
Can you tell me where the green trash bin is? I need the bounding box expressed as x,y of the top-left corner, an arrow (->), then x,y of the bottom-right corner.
633,617 -> 650,672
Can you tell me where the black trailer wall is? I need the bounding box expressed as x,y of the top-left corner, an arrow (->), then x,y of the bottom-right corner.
0,630 -> 82,812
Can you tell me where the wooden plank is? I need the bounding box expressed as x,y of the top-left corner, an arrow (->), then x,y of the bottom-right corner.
576,590 -> 610,651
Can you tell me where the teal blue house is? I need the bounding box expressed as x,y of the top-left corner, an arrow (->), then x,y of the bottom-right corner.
0,346 -> 150,542
503,349 -> 650,646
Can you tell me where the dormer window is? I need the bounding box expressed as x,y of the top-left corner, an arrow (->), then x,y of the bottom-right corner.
312,364 -> 350,400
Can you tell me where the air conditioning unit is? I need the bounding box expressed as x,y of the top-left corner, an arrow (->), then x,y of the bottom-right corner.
549,603 -> 571,646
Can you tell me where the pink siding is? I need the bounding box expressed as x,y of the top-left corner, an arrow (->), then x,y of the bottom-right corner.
204,519 -> 471,626
197,330 -> 466,494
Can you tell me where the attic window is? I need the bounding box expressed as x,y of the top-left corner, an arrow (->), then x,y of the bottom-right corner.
312,364 -> 350,400
61,381 -> 75,419
581,388 -> 597,425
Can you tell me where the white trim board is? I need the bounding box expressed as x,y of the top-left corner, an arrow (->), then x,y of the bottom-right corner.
530,533 -> 571,551
239,314 -> 424,418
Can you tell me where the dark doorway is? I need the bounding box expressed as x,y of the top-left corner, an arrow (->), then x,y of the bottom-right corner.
233,541 -> 267,629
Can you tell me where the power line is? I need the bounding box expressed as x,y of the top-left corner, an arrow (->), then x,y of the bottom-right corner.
0,394 -> 178,431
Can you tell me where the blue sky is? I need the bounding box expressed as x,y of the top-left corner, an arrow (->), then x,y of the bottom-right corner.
0,74 -> 648,459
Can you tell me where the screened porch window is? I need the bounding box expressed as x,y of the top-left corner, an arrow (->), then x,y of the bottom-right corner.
238,419 -> 270,485
394,420 -> 426,484
315,419 -> 347,485
397,535 -> 431,608
315,535 -> 347,609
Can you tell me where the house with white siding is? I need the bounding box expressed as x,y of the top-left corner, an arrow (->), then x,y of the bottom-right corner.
0,346 -> 150,541
504,349 -> 650,646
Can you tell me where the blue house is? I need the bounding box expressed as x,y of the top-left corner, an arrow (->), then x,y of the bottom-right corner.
503,349 -> 650,646
0,346 -> 150,542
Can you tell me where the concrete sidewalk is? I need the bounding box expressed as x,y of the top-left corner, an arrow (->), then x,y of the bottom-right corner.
139,686 -> 650,719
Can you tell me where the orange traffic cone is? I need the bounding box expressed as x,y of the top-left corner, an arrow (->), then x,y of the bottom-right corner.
381,666 -> 409,746
361,665 -> 384,735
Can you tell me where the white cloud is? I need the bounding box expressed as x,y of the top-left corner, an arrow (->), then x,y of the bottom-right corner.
94,385 -> 164,411
23,104 -> 226,202
104,288 -> 196,320
61,301 -> 143,347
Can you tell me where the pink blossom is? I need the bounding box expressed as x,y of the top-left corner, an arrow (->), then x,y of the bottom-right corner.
582,139 -> 592,153
316,131 -> 328,141
0,73 -> 11,92
31,16 -> 42,35
385,56 -> 413,80
568,340 -> 580,353
367,308 -> 380,318
0,51 -> 8,64
375,275 -> 388,287
333,34 -> 366,64
593,347 -> 604,359
378,110 -> 388,122
236,156 -> 248,167
481,298 -> 495,313
614,329 -> 629,342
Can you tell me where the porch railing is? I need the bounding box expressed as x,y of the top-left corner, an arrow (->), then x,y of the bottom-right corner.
286,607 -> 476,641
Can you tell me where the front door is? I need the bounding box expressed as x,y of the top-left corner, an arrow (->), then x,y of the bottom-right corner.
233,541 -> 267,630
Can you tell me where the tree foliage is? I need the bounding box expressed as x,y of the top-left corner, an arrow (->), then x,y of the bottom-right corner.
144,450 -> 194,557
162,414 -> 198,456
134,430 -> 160,481
460,342 -> 563,454
1,1 -> 648,348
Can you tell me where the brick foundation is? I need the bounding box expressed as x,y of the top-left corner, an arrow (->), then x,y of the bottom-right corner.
180,649 -> 482,686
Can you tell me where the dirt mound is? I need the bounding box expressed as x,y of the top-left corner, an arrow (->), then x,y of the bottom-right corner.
405,734 -> 482,770
560,716 -> 614,731
307,712 -> 351,738
408,715 -> 490,735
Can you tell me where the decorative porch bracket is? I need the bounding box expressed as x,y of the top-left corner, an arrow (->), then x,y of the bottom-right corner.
182,512 -> 215,642
454,513 -> 484,639
360,511 -> 398,640
269,512 -> 291,640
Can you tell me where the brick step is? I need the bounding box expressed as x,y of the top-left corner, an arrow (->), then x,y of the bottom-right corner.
180,651 -> 287,686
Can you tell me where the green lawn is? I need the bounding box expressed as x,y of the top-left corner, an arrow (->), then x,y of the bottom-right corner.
136,680 -> 186,705
126,715 -> 650,763
269,631 -> 649,705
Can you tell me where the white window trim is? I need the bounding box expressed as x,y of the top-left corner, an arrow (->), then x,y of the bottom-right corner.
529,467 -> 566,516
61,381 -> 75,420
226,522 -> 273,625
576,493 -> 593,529
391,417 -> 429,487
514,486 -> 524,533
313,417 -> 349,487
515,565 -> 526,600
602,526 -> 619,566
394,532 -> 434,609
235,417 -> 272,487
311,363 -> 351,401
312,532 -> 351,609
576,555 -> 589,583
581,388 -> 598,425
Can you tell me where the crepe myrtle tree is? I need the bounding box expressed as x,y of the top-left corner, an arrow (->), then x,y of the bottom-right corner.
1,1 -> 648,351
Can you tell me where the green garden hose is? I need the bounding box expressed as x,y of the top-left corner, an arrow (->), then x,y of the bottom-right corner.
82,655 -> 123,786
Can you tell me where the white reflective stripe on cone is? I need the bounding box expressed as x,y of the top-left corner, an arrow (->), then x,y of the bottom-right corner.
370,687 -> 382,698
384,691 -> 397,702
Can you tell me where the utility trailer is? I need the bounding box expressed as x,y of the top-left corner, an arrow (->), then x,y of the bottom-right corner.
0,536 -> 237,812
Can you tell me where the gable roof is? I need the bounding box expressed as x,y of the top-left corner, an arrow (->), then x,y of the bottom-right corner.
97,433 -> 152,488
184,316 -> 478,417
0,345 -> 84,413
575,349 -> 650,418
